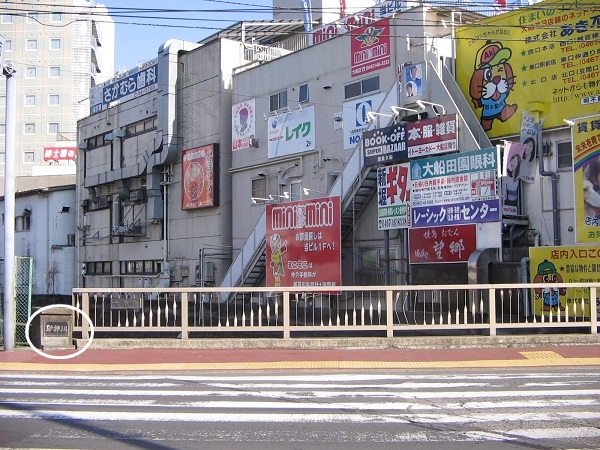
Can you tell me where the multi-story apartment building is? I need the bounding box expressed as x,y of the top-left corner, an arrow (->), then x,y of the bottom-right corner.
0,0 -> 114,192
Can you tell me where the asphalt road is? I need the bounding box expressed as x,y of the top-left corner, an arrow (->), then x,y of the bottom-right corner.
0,367 -> 599,449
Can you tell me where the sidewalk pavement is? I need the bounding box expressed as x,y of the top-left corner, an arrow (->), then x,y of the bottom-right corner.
1,335 -> 599,373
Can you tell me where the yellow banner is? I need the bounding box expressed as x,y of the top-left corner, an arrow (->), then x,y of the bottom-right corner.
456,0 -> 600,138
572,113 -> 600,243
529,246 -> 600,318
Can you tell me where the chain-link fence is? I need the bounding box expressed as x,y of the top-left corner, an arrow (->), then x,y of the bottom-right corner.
15,257 -> 33,345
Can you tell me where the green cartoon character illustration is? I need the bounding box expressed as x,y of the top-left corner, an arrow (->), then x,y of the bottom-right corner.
533,260 -> 567,312
269,233 -> 287,287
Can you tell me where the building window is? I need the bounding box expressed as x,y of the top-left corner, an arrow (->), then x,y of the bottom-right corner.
85,261 -> 112,275
86,132 -> 112,150
49,66 -> 61,78
24,123 -> 35,135
120,260 -> 161,275
25,67 -> 37,78
344,75 -> 380,99
50,38 -> 61,50
269,90 -> 288,112
15,215 -> 31,232
48,94 -> 60,106
50,12 -> 62,22
26,12 -> 38,23
0,96 -> 5,107
252,177 -> 267,201
299,83 -> 309,103
5,39 -> 12,51
0,124 -> 5,135
23,151 -> 35,163
48,122 -> 59,134
557,141 -> 573,171
125,117 -> 157,137
26,39 -> 38,51
24,95 -> 36,107
1,14 -> 13,24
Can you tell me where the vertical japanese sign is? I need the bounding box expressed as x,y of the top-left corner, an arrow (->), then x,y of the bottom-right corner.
90,58 -> 158,115
182,144 -> 218,210
232,99 -> 256,151
409,224 -> 477,264
410,148 -> 500,228
351,19 -> 391,77
266,196 -> 341,288
529,246 -> 600,319
267,105 -> 315,158
572,113 -> 600,244
377,163 -> 411,230
455,0 -> 600,138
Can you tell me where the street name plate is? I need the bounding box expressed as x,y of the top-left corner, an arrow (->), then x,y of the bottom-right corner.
44,321 -> 69,337
111,296 -> 143,310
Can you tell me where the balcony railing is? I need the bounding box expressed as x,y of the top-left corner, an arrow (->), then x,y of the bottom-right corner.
72,283 -> 599,339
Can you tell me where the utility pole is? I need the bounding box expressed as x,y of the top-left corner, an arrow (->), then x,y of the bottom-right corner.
2,60 -> 16,351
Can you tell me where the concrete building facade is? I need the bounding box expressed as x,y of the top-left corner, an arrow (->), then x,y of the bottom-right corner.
75,2 -> 597,291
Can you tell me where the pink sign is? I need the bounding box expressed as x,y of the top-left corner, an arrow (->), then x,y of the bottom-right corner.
351,19 -> 391,77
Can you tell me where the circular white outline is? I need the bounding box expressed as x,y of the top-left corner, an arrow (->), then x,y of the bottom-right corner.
25,304 -> 95,360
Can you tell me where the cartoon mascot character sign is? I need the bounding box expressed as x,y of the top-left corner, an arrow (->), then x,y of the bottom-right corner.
533,260 -> 567,312
469,40 -> 518,132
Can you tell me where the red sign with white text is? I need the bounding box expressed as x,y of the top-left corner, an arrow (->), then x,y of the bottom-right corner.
43,145 -> 77,161
266,196 -> 341,288
351,19 -> 391,77
409,224 -> 477,264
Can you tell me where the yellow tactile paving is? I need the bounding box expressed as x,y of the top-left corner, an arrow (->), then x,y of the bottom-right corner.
520,351 -> 564,359
0,356 -> 599,372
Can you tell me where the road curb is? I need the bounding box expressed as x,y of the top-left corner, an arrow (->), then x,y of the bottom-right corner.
75,334 -> 600,350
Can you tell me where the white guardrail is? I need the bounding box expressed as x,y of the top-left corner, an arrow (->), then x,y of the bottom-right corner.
72,283 -> 599,339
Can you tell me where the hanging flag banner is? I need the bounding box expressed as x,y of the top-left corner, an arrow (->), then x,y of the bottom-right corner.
377,163 -> 411,230
410,148 -> 500,228
502,141 -> 523,216
529,246 -> 600,319
518,112 -> 540,184
409,224 -> 477,264
572,113 -> 600,244
266,196 -> 341,288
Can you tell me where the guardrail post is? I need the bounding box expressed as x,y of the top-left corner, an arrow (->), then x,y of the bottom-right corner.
591,287 -> 598,334
81,292 -> 90,340
489,287 -> 497,336
386,289 -> 393,338
283,291 -> 290,339
181,292 -> 189,339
